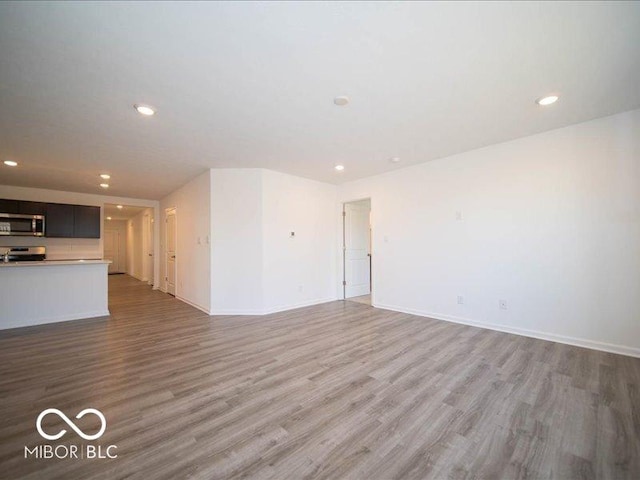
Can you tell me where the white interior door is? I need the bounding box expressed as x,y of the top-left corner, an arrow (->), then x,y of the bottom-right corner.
143,213 -> 154,285
104,230 -> 119,274
165,208 -> 176,296
344,202 -> 371,298
147,214 -> 154,286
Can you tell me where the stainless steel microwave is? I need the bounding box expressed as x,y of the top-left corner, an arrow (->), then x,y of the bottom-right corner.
0,213 -> 45,236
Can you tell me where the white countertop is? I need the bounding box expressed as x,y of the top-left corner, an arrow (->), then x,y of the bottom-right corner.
0,259 -> 111,267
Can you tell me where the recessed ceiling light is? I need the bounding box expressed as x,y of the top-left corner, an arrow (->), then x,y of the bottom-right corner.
536,95 -> 559,106
335,165 -> 345,171
134,104 -> 156,116
100,173 -> 110,180
106,216 -> 112,220
100,183 -> 109,189
333,96 -> 349,106
4,160 -> 18,167
117,205 -> 123,209
389,157 -> 401,164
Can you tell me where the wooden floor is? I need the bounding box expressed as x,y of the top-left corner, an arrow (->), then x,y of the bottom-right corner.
1,275 -> 639,480
346,294 -> 371,306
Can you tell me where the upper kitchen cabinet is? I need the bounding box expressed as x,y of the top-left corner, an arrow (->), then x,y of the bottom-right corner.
45,203 -> 75,237
73,205 -> 100,238
0,200 -> 47,215
46,203 -> 100,238
0,199 -> 20,214
2,200 -> 101,238
18,201 -> 47,215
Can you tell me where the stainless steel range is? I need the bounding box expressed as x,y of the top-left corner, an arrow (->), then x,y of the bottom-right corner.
1,246 -> 46,263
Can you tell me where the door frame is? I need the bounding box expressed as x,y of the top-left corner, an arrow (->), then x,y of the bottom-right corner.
342,197 -> 372,301
164,207 -> 177,296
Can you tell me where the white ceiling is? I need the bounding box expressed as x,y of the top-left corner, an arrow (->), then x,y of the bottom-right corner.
1,1 -> 639,200
104,203 -> 147,221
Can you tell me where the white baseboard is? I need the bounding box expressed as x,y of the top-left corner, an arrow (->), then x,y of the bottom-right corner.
374,303 -> 640,358
175,295 -> 211,315
209,308 -> 264,316
262,297 -> 338,315
210,297 -> 337,316
0,310 -> 111,331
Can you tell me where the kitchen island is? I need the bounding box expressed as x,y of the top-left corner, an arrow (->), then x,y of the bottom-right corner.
0,260 -> 110,330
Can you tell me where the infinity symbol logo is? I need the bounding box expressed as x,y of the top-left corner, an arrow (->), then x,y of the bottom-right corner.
36,408 -> 107,441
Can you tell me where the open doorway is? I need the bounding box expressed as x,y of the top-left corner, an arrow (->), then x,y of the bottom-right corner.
103,204 -> 154,284
343,198 -> 372,305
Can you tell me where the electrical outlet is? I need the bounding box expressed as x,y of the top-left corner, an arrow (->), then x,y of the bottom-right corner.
457,295 -> 464,305
499,299 -> 508,310
455,211 -> 463,221
298,285 -> 304,293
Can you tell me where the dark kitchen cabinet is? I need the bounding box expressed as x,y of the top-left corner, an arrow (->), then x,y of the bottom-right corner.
0,199 -> 20,214
73,205 -> 100,238
45,203 -> 75,237
3,199 -> 101,238
0,199 -> 47,215
18,201 -> 47,215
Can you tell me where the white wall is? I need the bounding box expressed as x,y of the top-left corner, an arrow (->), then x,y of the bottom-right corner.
127,212 -> 143,280
210,169 -> 264,314
338,109 -> 640,357
261,169 -> 337,313
209,169 -> 338,315
160,170 -> 211,313
0,185 -> 160,286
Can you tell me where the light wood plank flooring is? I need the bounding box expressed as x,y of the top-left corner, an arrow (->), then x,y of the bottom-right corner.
346,294 -> 371,306
1,275 -> 639,479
